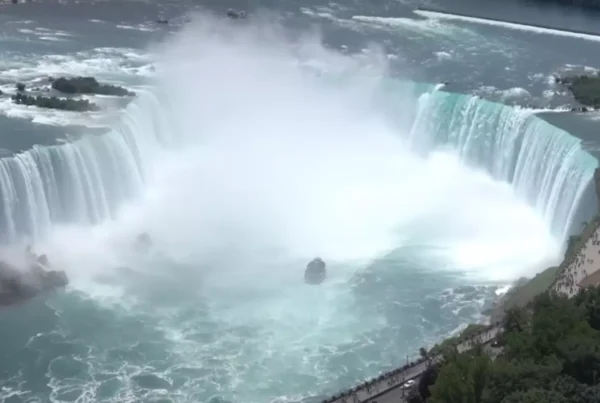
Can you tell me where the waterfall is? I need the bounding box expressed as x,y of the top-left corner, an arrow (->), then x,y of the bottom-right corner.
407,88 -> 597,239
0,83 -> 595,243
0,90 -> 170,243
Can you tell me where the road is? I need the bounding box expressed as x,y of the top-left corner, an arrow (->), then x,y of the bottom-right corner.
326,326 -> 503,403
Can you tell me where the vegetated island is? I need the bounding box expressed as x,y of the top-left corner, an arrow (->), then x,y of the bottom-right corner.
8,77 -> 135,112
51,76 -> 136,97
556,74 -> 600,110
12,93 -> 100,112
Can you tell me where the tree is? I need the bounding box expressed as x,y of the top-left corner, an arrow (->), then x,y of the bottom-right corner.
418,365 -> 439,401
559,336 -> 600,386
501,388 -> 568,403
503,307 -> 527,334
575,287 -> 600,330
428,362 -> 470,403
407,389 -> 423,403
422,286 -> 600,403
470,354 -> 489,403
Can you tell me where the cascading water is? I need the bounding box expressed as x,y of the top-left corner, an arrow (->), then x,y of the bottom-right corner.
0,91 -> 168,243
407,88 -> 597,239
0,84 -> 593,246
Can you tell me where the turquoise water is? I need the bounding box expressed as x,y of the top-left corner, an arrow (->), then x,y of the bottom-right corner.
0,3 -> 597,403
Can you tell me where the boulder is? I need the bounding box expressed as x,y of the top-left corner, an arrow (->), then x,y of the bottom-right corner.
37,254 -> 49,267
40,270 -> 69,290
0,259 -> 68,307
305,257 -> 326,285
134,232 -> 153,252
226,9 -> 246,19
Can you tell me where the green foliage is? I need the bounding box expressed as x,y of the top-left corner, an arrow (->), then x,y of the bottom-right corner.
52,76 -> 135,97
501,388 -> 567,403
559,75 -> 600,108
11,93 -> 99,112
418,365 -> 439,401
423,286 -> 600,403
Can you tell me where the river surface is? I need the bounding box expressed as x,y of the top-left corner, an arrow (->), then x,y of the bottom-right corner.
0,1 -> 597,402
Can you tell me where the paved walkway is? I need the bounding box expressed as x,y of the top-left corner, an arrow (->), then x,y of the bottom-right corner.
326,327 -> 502,403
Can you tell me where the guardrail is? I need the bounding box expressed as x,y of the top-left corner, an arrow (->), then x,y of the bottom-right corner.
320,321 -> 502,403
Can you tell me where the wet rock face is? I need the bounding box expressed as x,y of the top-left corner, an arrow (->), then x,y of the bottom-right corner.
305,257 -> 326,285
595,168 -> 600,210
42,270 -> 69,290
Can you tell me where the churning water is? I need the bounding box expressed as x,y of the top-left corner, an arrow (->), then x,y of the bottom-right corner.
0,8 -> 595,403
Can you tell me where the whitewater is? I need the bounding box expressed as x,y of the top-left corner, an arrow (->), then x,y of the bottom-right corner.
0,9 -> 596,403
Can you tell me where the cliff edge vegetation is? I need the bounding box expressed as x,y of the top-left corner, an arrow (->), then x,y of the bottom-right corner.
408,286 -> 600,403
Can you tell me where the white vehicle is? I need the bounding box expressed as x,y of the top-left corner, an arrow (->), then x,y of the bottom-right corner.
401,380 -> 415,389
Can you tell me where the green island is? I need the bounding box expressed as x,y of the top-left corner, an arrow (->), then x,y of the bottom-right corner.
409,286 -> 600,403
51,76 -> 136,97
7,76 -> 134,112
556,74 -> 600,109
11,93 -> 100,112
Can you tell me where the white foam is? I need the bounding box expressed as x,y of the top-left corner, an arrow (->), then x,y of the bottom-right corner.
351,14 -> 477,39
435,51 -> 453,60
116,24 -> 158,33
33,12 -> 559,295
19,13 -> 563,402
414,9 -> 600,43
0,48 -> 153,81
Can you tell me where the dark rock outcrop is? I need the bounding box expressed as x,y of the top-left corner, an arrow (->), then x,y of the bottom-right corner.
559,74 -> 600,108
37,254 -> 49,267
134,232 -> 153,253
305,257 -> 326,285
12,93 -> 99,112
0,252 -> 68,307
52,76 -> 135,97
594,168 -> 600,212
226,9 -> 247,19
